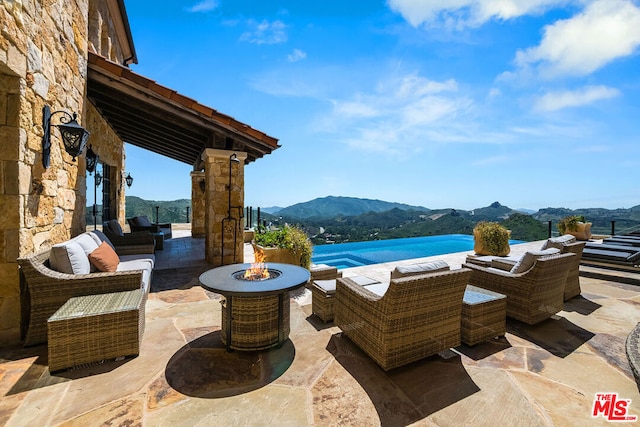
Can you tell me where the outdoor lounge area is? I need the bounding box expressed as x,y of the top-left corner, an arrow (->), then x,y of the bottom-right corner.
2,227 -> 640,425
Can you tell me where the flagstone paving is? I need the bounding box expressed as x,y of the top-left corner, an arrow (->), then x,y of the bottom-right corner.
1,232 -> 640,426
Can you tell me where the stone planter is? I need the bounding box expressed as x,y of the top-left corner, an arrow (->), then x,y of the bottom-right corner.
566,222 -> 592,241
252,243 -> 299,265
473,228 -> 511,256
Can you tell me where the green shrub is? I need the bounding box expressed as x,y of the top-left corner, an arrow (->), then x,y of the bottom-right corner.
254,225 -> 312,268
558,215 -> 586,234
473,221 -> 511,256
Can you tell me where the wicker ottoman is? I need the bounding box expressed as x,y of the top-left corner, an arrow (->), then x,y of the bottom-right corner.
311,276 -> 380,323
47,289 -> 145,372
461,285 -> 506,346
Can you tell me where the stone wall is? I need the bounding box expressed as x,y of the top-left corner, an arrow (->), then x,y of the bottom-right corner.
191,171 -> 205,237
0,0 -> 130,345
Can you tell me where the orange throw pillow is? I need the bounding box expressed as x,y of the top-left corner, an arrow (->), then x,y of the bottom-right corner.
88,241 -> 120,272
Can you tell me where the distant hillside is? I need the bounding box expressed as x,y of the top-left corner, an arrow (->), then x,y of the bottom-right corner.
532,205 -> 640,235
470,201 -> 521,221
260,206 -> 284,214
125,196 -> 191,224
276,196 -> 429,219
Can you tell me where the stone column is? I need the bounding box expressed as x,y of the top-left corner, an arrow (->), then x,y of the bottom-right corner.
202,149 -> 247,266
190,171 -> 205,238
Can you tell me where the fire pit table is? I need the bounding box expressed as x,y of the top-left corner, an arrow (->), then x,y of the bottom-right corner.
199,263 -> 310,351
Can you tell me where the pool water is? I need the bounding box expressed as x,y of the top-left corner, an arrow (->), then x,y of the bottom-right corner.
311,234 -> 524,269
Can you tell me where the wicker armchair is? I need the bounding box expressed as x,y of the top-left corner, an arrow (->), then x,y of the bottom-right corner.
103,219 -> 156,249
334,268 -> 471,371
17,248 -> 146,346
491,242 -> 585,301
463,252 -> 575,325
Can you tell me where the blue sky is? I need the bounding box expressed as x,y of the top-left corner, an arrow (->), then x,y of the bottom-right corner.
122,0 -> 640,211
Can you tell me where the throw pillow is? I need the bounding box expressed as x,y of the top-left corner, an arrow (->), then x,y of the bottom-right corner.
136,215 -> 153,227
510,248 -> 560,274
88,241 -> 120,272
50,241 -> 91,274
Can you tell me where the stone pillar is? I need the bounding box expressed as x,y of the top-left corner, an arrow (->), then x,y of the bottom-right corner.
190,171 -> 205,238
202,149 -> 247,266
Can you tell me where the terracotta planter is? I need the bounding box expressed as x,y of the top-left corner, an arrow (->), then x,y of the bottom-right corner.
252,243 -> 299,265
567,222 -> 592,241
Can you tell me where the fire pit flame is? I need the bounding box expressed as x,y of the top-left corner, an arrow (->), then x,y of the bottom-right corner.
243,249 -> 270,281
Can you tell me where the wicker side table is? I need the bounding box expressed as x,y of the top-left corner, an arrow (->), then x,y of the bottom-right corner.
47,289 -> 145,372
461,285 -> 506,346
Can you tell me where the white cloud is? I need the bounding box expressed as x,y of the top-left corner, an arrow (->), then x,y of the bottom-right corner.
186,0 -> 219,13
325,73 -> 474,154
387,0 -> 569,28
515,0 -> 640,78
287,49 -> 307,62
240,20 -> 288,45
533,85 -> 620,112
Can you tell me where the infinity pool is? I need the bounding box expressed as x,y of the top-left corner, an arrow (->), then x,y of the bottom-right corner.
312,234 -> 524,269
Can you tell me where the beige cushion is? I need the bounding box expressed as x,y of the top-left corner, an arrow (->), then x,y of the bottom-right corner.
510,248 -> 560,274
363,282 -> 390,297
88,242 -> 120,272
50,241 -> 91,274
72,233 -> 101,272
542,234 -> 577,250
313,279 -> 337,294
391,260 -> 449,279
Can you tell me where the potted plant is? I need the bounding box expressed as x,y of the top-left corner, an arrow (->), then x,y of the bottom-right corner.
558,215 -> 592,240
252,225 -> 312,269
473,221 -> 511,256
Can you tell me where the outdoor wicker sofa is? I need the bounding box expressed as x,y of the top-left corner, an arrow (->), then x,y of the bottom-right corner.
17,230 -> 154,346
334,267 -> 471,371
463,252 -> 576,325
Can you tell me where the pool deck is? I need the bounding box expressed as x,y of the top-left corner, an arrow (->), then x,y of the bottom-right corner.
2,231 -> 640,426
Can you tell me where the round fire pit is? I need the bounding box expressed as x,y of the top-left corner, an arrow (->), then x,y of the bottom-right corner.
199,263 -> 310,351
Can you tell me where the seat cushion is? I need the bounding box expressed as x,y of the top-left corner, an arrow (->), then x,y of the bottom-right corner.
88,242 -> 120,272
510,248 -> 561,274
391,260 -> 449,279
117,260 -> 152,292
119,253 -> 156,269
313,279 -> 337,294
50,241 -> 91,274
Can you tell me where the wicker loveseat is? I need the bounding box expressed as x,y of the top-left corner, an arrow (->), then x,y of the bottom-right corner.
17,230 -> 155,346
478,235 -> 585,301
463,252 -> 575,325
334,267 -> 471,371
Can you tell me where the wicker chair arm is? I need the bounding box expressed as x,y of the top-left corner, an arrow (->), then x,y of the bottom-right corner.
335,277 -> 386,326
108,232 -> 155,246
463,262 -> 531,297
130,224 -> 161,233
115,244 -> 155,255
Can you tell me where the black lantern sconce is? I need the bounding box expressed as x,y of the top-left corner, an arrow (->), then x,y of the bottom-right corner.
41,105 -> 90,168
199,179 -> 206,193
85,145 -> 98,174
125,173 -> 134,188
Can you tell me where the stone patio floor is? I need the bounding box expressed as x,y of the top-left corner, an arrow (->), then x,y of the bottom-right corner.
2,230 -> 640,426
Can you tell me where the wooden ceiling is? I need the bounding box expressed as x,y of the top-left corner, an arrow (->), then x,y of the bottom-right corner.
86,52 -> 279,167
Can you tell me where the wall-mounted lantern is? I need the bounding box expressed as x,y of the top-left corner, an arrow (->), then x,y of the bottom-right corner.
41,105 -> 90,168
